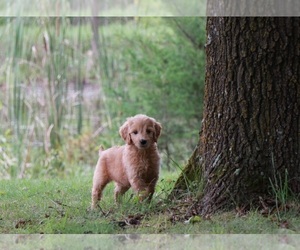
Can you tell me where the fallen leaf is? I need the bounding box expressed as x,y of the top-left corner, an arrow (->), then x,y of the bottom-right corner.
15,219 -> 32,229
279,220 -> 289,229
184,216 -> 202,224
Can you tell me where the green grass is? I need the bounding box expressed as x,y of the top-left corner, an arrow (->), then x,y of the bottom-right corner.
1,171 -> 300,234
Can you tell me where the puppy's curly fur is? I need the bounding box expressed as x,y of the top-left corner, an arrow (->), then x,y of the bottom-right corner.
91,114 -> 162,209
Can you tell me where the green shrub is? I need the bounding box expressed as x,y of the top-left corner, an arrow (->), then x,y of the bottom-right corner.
97,17 -> 206,169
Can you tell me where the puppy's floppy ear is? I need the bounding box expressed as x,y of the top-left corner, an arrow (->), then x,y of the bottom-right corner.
119,120 -> 132,145
153,121 -> 162,142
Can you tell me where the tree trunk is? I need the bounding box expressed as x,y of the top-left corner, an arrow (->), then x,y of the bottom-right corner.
173,17 -> 300,215
206,0 -> 299,16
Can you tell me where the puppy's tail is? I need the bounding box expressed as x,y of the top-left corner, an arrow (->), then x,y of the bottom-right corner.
98,145 -> 105,156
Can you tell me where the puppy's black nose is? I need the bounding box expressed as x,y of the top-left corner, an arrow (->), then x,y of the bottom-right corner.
140,139 -> 147,145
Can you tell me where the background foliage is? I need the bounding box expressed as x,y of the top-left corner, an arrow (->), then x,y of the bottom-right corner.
0,15 -> 206,178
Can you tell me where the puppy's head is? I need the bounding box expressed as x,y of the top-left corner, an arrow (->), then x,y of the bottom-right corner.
119,114 -> 162,149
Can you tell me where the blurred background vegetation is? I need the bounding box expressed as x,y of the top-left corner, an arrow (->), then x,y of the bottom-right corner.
0,3 -> 206,179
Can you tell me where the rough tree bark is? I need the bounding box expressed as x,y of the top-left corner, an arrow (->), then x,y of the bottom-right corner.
173,17 -> 300,215
206,0 -> 299,16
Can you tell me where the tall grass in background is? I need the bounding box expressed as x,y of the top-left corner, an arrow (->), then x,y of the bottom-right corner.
0,16 -> 206,179
1,17 -> 90,178
7,16 -> 27,178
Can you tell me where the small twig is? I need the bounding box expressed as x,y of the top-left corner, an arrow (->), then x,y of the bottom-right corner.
48,198 -> 81,210
49,198 -> 69,207
96,205 -> 111,217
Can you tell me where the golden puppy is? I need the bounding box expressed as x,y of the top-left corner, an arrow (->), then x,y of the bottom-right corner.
91,114 -> 162,209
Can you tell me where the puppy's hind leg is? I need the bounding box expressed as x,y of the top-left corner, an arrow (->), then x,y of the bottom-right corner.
114,183 -> 130,203
91,154 -> 109,210
91,180 -> 108,210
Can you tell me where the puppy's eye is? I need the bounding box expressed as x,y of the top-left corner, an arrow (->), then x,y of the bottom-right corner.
132,131 -> 138,135
146,129 -> 152,134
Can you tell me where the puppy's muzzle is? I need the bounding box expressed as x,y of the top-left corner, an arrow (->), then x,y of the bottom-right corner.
140,139 -> 148,147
